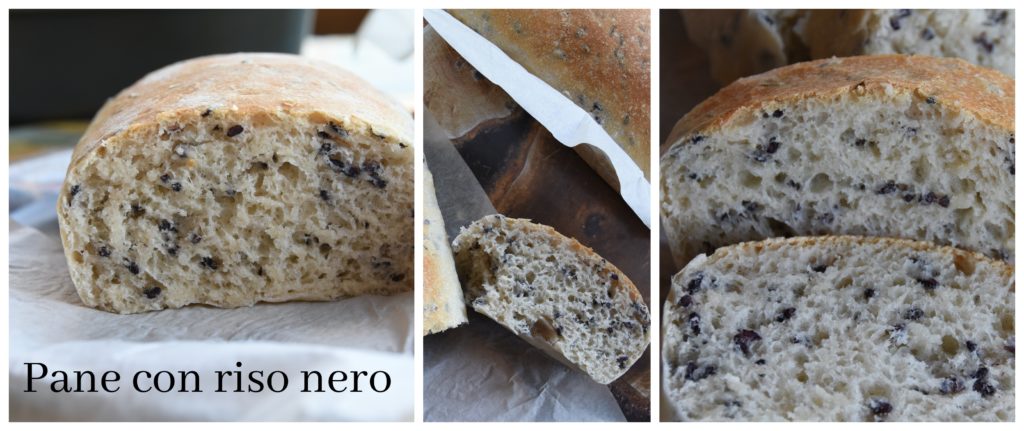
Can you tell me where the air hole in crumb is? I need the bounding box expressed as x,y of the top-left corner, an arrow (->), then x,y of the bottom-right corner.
809,173 -> 833,193
796,371 -> 808,383
941,335 -> 960,356
740,171 -> 762,188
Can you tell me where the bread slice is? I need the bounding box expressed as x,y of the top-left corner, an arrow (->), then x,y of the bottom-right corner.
662,236 -> 1015,421
451,215 -> 650,384
661,55 -> 1015,267
801,10 -> 1014,77
57,53 -> 413,313
423,164 -> 468,335
448,9 -> 652,180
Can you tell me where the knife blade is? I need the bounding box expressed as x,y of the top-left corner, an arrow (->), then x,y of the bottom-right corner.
423,9 -> 651,228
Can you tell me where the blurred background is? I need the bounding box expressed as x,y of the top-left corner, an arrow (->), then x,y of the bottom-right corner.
8,9 -> 414,235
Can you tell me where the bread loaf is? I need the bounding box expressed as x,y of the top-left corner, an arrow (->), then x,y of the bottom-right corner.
662,236 -> 1015,421
802,10 -> 1014,77
683,9 -> 1014,84
448,9 -> 652,180
423,25 -> 519,141
681,10 -> 807,85
423,164 -> 468,334
452,215 -> 650,384
661,55 -> 1015,267
57,53 -> 414,313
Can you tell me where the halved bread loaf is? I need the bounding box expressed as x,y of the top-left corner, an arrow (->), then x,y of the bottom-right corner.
683,9 -> 1014,84
802,10 -> 1014,77
451,215 -> 650,384
661,55 -> 1015,267
662,236 -> 1015,421
57,53 -> 414,313
423,164 -> 468,334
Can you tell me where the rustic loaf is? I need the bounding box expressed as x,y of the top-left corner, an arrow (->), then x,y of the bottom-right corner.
681,10 -> 808,85
57,53 -> 414,313
448,9 -> 652,180
452,215 -> 650,384
423,163 -> 468,335
423,25 -> 519,141
662,236 -> 1015,421
661,55 -> 1015,267
683,9 -> 1015,84
802,10 -> 1014,77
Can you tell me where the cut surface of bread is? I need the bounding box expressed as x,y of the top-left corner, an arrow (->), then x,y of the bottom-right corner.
57,53 -> 414,313
662,55 -> 1015,267
662,236 -> 1015,421
452,215 -> 650,384
423,165 -> 468,334
802,10 -> 1014,77
684,9 -> 1014,84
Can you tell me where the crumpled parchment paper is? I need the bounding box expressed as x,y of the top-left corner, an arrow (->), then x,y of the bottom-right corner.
8,222 -> 413,421
424,314 -> 625,422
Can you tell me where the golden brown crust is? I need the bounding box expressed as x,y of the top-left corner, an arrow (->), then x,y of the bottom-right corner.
449,9 -> 651,178
423,166 -> 468,334
708,235 -> 1014,279
666,55 -> 1015,147
69,53 -> 412,173
423,25 -> 519,141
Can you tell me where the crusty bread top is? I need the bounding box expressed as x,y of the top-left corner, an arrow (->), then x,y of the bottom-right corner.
71,53 -> 412,171
423,165 -> 467,334
666,55 -> 1015,148
691,235 -> 1015,281
448,9 -> 651,177
423,25 -> 518,140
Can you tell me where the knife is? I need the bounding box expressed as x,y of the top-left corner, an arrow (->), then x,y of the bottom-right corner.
423,9 -> 651,228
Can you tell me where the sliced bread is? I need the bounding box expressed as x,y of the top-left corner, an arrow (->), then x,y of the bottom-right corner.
661,55 -> 1015,267
801,10 -> 1014,77
662,235 -> 1015,421
57,53 -> 413,313
423,164 -> 468,334
452,214 -> 650,384
682,9 -> 1014,84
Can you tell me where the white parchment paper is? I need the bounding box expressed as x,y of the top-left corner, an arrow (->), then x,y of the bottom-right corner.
423,10 -> 651,228
424,314 -> 625,422
8,222 -> 413,421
